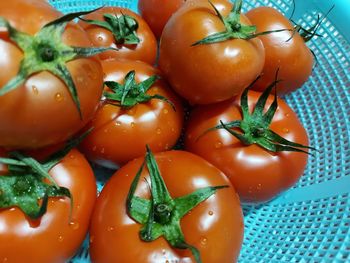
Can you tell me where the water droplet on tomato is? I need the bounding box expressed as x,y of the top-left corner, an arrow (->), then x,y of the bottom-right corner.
200,237 -> 208,245
100,148 -> 105,154
90,235 -> 95,243
107,226 -> 115,232
163,109 -> 169,114
54,93 -> 63,102
77,76 -> 84,83
282,128 -> 289,133
115,121 -> 121,126
97,36 -> 103,42
165,143 -> 170,150
92,146 -> 97,152
208,211 -> 214,216
285,113 -> 290,117
156,128 -> 162,135
257,184 -> 262,190
171,127 -> 175,133
214,141 -> 222,149
69,154 -> 75,159
69,221 -> 80,230
32,85 -> 39,95
58,235 -> 64,242
130,122 -> 135,128
3,257 -> 8,262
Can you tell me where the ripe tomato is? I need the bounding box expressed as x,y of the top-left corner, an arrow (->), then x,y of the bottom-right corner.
90,150 -> 244,263
159,0 -> 265,105
246,7 -> 314,95
0,0 -> 104,149
0,148 -> 97,263
79,7 -> 157,65
79,59 -> 184,168
185,90 -> 310,203
138,0 -> 185,39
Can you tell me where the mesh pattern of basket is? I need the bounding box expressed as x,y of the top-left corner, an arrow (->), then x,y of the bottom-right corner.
48,0 -> 350,262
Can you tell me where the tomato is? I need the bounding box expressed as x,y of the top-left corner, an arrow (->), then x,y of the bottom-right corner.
138,0 -> 185,39
0,0 -> 104,149
159,0 -> 265,105
79,7 -> 157,65
79,59 -> 184,168
90,150 -> 244,263
246,7 -> 314,95
0,148 -> 97,263
185,89 -> 310,203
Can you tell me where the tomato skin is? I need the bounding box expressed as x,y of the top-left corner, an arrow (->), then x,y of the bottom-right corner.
246,7 -> 314,95
90,150 -> 244,263
79,59 -> 184,169
0,1 -> 104,150
159,0 -> 265,105
79,7 -> 157,65
185,91 -> 309,203
138,0 -> 185,39
0,149 -> 97,263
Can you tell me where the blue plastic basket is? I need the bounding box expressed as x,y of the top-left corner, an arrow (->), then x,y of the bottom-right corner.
48,0 -> 350,262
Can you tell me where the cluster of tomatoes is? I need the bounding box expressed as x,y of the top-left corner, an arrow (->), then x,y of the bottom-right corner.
0,0 -> 316,262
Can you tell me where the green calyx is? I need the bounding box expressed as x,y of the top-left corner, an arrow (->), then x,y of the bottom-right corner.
193,0 -> 291,45
0,9 -> 114,119
104,70 -> 175,109
81,13 -> 140,45
202,77 -> 316,154
0,130 -> 90,220
127,146 -> 228,263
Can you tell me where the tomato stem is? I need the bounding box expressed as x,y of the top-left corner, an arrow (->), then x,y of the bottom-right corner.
126,146 -> 228,263
0,9 -> 114,119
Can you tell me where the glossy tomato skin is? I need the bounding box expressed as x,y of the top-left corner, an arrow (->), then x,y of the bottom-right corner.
79,59 -> 184,169
185,91 -> 309,203
159,0 -> 265,105
90,150 -> 244,263
0,0 -> 104,150
246,7 -> 314,95
0,149 -> 97,263
138,0 -> 185,39
79,7 -> 157,65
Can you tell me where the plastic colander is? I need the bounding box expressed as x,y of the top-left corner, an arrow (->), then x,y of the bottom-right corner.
48,0 -> 350,262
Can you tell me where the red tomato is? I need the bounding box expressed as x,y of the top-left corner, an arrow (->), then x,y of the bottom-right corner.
185,91 -> 310,203
159,0 -> 265,104
246,7 -> 314,95
0,0 -> 104,149
0,149 -> 97,263
79,59 -> 184,168
90,150 -> 244,263
79,7 -> 157,65
138,0 -> 185,39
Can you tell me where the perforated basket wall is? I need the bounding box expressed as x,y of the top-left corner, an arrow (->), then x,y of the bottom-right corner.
48,0 -> 350,262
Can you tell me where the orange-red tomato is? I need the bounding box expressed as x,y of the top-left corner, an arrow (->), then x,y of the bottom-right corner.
246,7 -> 314,95
79,59 -> 184,168
185,91 -> 309,203
159,0 -> 265,105
138,0 -> 185,39
90,150 -> 244,263
0,149 -> 97,263
79,7 -> 157,65
0,0 -> 104,149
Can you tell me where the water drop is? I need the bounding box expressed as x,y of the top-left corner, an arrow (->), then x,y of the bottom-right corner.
92,146 -> 97,152
208,211 -> 214,216
162,249 -> 166,255
90,235 -> 95,243
171,127 -> 175,133
257,184 -> 262,190
58,235 -> 64,242
100,148 -> 105,154
107,226 -> 115,232
103,128 -> 108,133
285,113 -> 290,117
77,76 -> 84,83
3,258 -> 8,262
163,109 -> 169,114
214,141 -> 222,149
165,143 -> 170,150
282,128 -> 289,133
115,121 -> 121,126
32,85 -> 39,95
54,93 -> 63,102
97,36 -> 103,41
156,128 -> 162,135
200,237 -> 208,245
69,154 -> 75,159
130,122 -> 135,128
69,221 -> 80,230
